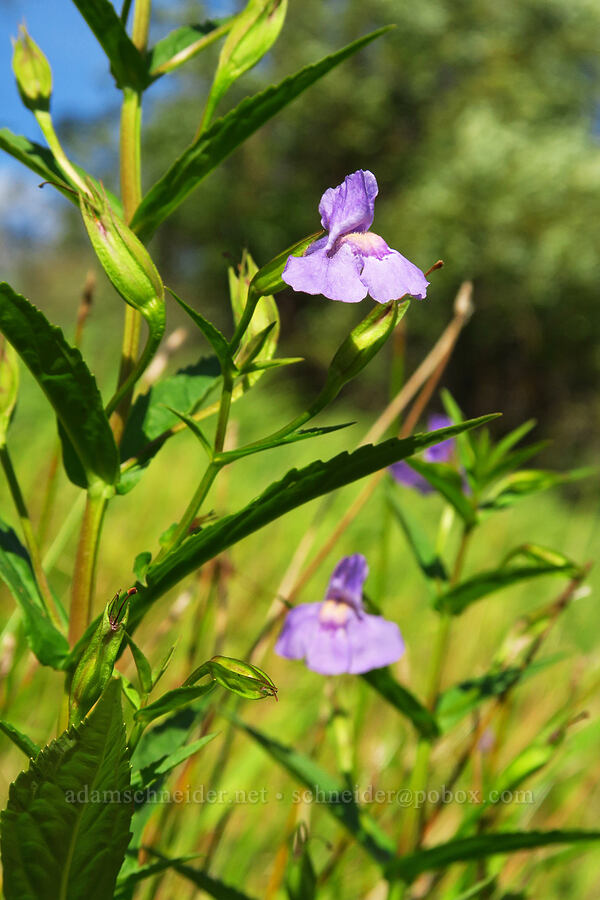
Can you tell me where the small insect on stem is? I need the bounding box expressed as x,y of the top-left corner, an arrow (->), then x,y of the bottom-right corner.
108,587 -> 138,631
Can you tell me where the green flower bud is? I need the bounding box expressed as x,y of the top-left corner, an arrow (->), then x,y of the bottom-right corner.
69,588 -> 136,725
0,338 -> 19,445
79,185 -> 164,318
311,298 -> 409,414
185,655 -> 278,700
11,25 -> 52,112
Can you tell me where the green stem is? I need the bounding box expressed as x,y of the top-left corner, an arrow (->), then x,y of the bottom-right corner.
105,326 -> 160,418
0,443 -> 62,628
69,491 -> 108,645
113,0 -> 152,444
213,373 -> 233,454
155,462 -> 220,562
33,110 -> 90,195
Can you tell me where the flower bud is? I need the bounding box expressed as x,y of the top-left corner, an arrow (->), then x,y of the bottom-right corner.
79,185 -> 164,319
206,655 -> 278,700
11,25 -> 52,112
69,589 -> 135,725
0,338 -> 19,445
311,299 -> 409,414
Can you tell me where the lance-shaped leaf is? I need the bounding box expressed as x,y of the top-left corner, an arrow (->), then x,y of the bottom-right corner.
387,486 -> 449,584
0,520 -> 69,668
215,422 -> 354,465
385,830 -> 600,884
168,288 -> 233,374
0,679 -> 132,900
481,467 -> 595,512
0,338 -> 19,443
132,733 -> 218,790
0,284 -> 119,489
71,0 -> 147,90
143,851 -> 259,900
203,0 -> 288,126
134,683 -> 217,725
406,458 -> 477,525
131,417 -> 498,626
361,668 -> 439,740
232,717 -> 394,864
131,28 -> 392,241
148,21 -> 232,78
435,553 -> 580,616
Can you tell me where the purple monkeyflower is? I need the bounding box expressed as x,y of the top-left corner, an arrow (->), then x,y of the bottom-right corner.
389,414 -> 455,494
275,554 -> 404,675
282,170 -> 429,304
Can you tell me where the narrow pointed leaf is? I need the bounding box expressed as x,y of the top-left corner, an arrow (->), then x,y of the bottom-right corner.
148,21 -> 230,77
71,0 -> 147,90
215,422 -> 354,464
131,28 -> 392,241
387,487 -> 449,583
131,417 -> 498,626
147,850 -> 258,900
132,733 -> 218,789
0,520 -> 69,668
361,668 -> 439,740
0,680 -> 132,900
385,830 -> 600,883
168,288 -> 233,373
134,683 -> 216,724
125,633 -> 153,695
407,458 -> 477,525
0,284 -> 119,488
232,718 -> 395,864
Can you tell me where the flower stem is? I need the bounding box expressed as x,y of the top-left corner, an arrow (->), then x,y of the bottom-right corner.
69,490 -> 108,644
33,110 -> 90,195
0,443 -> 62,629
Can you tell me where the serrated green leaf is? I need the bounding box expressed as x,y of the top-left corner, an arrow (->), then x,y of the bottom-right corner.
361,668 -> 440,740
436,558 -> 579,616
0,679 -> 132,900
215,422 -> 354,465
0,284 -> 119,489
387,486 -> 448,584
71,0 -> 147,90
232,717 -> 394,864
0,720 -> 40,758
148,21 -> 230,77
131,417 -> 498,626
0,520 -> 69,668
131,28 -> 392,241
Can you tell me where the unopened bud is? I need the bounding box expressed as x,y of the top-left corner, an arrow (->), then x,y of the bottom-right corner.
80,185 -> 164,318
11,25 -> 52,112
69,588 -> 136,724
312,299 -> 409,414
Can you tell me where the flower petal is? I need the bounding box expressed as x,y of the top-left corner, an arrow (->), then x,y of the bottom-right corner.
345,614 -> 405,674
274,603 -> 321,660
304,624 -> 352,674
388,461 -> 433,494
424,414 -> 455,464
319,170 -> 378,249
325,554 -> 368,610
282,242 -> 367,303
359,249 -> 429,303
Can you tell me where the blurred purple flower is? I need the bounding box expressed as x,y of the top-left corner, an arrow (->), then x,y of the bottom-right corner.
275,554 -> 404,675
282,170 -> 429,304
390,414 -> 455,494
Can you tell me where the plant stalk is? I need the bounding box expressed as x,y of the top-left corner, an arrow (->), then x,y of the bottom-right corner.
69,491 -> 108,644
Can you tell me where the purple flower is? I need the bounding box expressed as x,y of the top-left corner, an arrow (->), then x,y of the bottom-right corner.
282,170 -> 429,304
389,414 -> 455,494
275,554 -> 404,675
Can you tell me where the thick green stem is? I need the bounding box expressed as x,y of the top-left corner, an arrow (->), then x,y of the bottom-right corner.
0,443 -> 62,628
69,491 -> 108,645
112,0 -> 152,444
